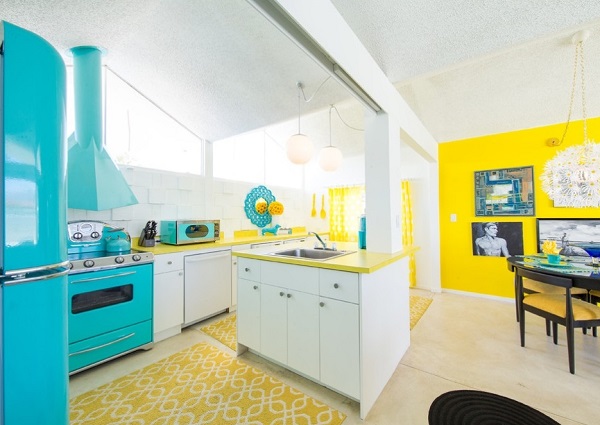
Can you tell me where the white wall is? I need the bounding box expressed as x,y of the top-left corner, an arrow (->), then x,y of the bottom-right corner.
67,165 -> 329,239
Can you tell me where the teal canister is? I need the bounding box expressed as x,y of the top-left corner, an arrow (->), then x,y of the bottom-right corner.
358,215 -> 366,249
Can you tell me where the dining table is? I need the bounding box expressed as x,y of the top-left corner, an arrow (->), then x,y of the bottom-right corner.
507,254 -> 600,291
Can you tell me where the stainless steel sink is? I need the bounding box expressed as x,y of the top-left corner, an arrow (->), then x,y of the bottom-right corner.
271,248 -> 354,261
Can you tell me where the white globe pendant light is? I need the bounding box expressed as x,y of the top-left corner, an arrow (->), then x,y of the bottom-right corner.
286,82 -> 313,164
287,133 -> 314,164
318,105 -> 343,172
318,145 -> 343,171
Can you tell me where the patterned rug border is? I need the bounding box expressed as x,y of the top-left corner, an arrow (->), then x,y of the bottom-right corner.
199,313 -> 237,350
410,295 -> 433,330
70,342 -> 346,425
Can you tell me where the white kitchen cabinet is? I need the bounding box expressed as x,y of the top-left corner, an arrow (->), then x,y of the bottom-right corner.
260,283 -> 288,364
237,259 -> 355,391
287,288 -> 320,379
184,248 -> 231,326
153,252 -> 184,342
260,283 -> 320,380
231,244 -> 251,310
237,278 -> 261,351
319,296 -> 360,399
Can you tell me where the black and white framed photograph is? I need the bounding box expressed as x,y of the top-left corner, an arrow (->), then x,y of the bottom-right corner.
536,218 -> 600,256
472,221 -> 524,257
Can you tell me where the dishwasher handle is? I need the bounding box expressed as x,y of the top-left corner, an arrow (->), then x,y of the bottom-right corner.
184,250 -> 230,263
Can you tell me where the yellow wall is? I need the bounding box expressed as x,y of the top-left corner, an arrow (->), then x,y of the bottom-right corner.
439,118 -> 600,298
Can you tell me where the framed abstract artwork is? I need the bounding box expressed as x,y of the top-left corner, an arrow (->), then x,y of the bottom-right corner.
474,166 -> 534,216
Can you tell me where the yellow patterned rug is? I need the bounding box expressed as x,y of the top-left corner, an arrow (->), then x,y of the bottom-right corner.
201,296 -> 433,352
70,342 -> 346,425
200,314 -> 237,350
409,295 -> 433,330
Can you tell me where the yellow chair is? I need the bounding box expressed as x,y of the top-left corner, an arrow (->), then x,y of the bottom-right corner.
521,277 -> 589,336
516,268 -> 600,374
590,289 -> 600,305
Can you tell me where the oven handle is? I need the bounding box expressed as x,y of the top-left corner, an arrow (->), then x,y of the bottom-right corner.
69,333 -> 135,356
70,271 -> 136,284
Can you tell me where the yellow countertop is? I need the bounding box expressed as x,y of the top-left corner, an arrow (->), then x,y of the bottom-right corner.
232,241 -> 418,274
133,233 -> 416,274
132,233 -> 319,255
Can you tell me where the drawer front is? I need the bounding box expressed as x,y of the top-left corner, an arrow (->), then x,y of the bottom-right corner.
69,320 -> 152,373
261,261 -> 319,294
68,264 -> 153,343
319,269 -> 359,303
154,253 -> 184,274
238,258 -> 261,282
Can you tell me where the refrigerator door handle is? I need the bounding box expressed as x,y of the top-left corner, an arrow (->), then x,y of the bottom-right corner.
1,260 -> 70,278
1,263 -> 70,286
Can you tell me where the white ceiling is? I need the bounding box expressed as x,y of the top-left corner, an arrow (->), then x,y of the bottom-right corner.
3,0 -> 600,150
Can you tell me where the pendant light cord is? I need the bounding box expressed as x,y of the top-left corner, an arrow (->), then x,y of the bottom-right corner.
559,39 -> 588,145
298,77 -> 331,103
329,106 -> 333,147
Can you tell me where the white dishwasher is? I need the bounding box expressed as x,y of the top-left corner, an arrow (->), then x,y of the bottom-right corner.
184,248 -> 232,326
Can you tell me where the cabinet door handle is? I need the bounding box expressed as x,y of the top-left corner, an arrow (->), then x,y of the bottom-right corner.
333,283 -> 339,289
287,293 -> 292,298
253,285 -> 258,290
245,268 -> 250,272
168,261 -> 173,265
320,302 -> 325,307
280,291 -> 285,297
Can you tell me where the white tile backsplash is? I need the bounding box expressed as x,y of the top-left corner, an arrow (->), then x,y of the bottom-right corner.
67,166 -> 318,238
148,188 -> 167,204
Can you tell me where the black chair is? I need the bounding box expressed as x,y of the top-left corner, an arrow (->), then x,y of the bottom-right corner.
516,267 -> 600,374
519,277 -> 589,336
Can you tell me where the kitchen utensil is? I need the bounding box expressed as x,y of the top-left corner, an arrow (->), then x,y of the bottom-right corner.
320,194 -> 326,218
311,193 -> 317,217
138,220 -> 157,246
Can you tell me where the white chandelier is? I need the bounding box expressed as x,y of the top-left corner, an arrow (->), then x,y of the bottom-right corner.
540,30 -> 600,207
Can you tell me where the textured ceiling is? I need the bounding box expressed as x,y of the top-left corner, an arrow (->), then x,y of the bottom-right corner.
3,0 -> 600,148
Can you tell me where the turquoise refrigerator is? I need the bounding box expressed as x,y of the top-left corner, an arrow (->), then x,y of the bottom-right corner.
0,21 -> 69,425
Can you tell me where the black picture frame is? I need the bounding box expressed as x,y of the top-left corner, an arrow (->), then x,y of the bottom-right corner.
474,166 -> 535,216
536,218 -> 600,255
472,221 -> 524,257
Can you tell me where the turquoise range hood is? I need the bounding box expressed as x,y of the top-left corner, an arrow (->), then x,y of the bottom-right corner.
67,46 -> 138,211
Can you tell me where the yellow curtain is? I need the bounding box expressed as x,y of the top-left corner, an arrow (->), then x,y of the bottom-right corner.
328,182 -> 416,287
401,180 -> 416,287
328,186 -> 365,242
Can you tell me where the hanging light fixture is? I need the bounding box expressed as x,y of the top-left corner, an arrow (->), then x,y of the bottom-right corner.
286,82 -> 314,164
540,30 -> 600,207
318,105 -> 343,171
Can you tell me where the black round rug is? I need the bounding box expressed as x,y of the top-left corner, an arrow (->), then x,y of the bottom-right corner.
428,390 -> 560,425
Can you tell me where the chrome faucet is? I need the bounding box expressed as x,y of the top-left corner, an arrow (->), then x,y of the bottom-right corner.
309,231 -> 327,250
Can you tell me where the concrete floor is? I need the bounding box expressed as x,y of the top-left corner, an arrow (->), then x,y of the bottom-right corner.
70,290 -> 599,424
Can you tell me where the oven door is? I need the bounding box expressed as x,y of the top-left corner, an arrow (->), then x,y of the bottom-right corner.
68,264 -> 153,343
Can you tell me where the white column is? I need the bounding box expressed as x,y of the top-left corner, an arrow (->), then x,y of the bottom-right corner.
364,112 -> 402,253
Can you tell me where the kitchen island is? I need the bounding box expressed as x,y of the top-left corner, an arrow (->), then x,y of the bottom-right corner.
232,241 -> 417,420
